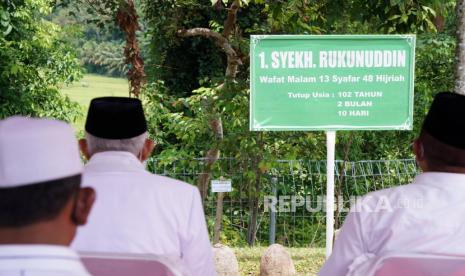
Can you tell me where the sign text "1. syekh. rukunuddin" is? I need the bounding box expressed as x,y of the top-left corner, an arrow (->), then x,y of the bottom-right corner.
258,50 -> 406,69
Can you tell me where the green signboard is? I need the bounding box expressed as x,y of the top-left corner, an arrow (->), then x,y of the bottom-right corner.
250,35 -> 415,131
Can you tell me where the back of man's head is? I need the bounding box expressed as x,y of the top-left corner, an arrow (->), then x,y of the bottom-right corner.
80,97 -> 153,160
417,92 -> 465,171
0,176 -> 81,228
0,116 -> 95,245
85,132 -> 147,157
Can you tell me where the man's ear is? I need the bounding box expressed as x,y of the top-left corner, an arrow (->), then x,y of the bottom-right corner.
413,138 -> 425,161
79,139 -> 91,160
140,139 -> 155,162
72,187 -> 96,226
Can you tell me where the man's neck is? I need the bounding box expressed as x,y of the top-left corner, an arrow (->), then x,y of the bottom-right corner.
0,221 -> 73,245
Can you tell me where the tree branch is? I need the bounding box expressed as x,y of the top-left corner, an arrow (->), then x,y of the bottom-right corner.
177,28 -> 234,59
222,0 -> 240,38
177,28 -> 242,79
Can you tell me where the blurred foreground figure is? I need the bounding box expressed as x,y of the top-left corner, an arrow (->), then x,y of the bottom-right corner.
72,97 -> 216,276
0,117 -> 95,276
320,92 -> 465,276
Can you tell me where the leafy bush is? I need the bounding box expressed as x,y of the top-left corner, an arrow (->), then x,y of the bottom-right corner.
0,0 -> 82,121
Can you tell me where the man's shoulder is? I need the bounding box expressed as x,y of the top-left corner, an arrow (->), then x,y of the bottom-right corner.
83,167 -> 198,194
363,184 -> 407,199
149,174 -> 197,192
353,182 -> 424,214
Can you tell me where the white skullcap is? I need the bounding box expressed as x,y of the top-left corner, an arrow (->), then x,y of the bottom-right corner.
0,116 -> 82,188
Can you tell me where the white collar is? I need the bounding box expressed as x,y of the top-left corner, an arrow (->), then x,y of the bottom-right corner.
86,151 -> 145,172
413,172 -> 465,187
0,244 -> 90,274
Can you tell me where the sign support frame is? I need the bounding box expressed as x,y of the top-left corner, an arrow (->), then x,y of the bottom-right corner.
249,34 -> 416,259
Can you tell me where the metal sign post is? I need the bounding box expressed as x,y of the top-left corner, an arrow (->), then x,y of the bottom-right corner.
325,130 -> 336,258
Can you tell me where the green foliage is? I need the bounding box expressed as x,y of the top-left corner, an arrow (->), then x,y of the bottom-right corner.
79,40 -> 127,77
207,215 -> 248,246
351,0 -> 437,33
264,0 -> 326,34
49,2 -> 126,77
56,0 -> 122,27
0,0 -> 82,121
143,0 -> 227,97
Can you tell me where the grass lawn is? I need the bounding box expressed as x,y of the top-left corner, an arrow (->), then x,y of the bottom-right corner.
234,247 -> 325,275
60,74 -> 129,133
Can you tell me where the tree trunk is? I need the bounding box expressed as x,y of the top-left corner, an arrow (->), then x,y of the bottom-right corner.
116,0 -> 145,97
247,133 -> 264,246
433,15 -> 445,32
456,0 -> 465,95
197,147 -> 221,203
197,117 -> 223,202
213,192 -> 225,244
247,196 -> 259,246
334,133 -> 353,230
247,174 -> 262,246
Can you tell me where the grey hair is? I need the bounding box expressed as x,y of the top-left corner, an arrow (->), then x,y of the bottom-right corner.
86,132 -> 148,157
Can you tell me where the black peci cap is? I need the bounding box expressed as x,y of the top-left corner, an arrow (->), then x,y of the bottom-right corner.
422,92 -> 465,149
85,97 -> 147,139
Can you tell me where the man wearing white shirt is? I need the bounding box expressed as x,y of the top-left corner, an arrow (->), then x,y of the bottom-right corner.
319,92 -> 465,275
72,97 -> 216,276
0,116 -> 95,276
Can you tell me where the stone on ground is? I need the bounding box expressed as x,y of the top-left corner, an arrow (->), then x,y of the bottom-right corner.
260,244 -> 296,276
212,243 -> 239,276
